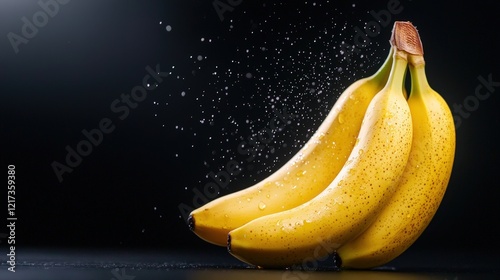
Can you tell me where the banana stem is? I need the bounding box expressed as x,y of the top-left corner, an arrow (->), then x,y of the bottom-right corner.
408,55 -> 431,96
371,46 -> 394,80
409,54 -> 425,67
390,21 -> 425,97
384,51 -> 408,92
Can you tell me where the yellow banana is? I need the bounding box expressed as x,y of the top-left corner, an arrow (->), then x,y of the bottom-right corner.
337,30 -> 456,268
188,47 -> 396,246
227,48 -> 413,268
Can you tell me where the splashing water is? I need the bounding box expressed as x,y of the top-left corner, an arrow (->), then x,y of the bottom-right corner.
156,2 -> 386,189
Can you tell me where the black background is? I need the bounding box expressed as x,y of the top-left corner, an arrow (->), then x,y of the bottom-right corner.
1,0 -> 499,262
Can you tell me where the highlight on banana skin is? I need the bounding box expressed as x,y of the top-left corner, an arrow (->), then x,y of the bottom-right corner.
188,21 -> 455,270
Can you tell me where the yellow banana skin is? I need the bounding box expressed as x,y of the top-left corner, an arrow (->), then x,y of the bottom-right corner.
188,48 -> 395,246
227,51 -> 413,268
337,53 -> 456,269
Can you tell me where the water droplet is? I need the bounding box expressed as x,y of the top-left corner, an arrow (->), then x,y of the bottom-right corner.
296,170 -> 307,177
258,201 -> 267,210
166,25 -> 172,32
338,113 -> 345,124
334,197 -> 344,205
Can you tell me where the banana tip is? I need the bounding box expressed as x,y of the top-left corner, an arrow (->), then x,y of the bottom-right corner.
227,234 -> 232,253
187,214 -> 195,231
332,251 -> 343,271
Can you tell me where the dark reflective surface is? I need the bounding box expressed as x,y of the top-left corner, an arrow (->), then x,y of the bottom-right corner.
1,249 -> 497,280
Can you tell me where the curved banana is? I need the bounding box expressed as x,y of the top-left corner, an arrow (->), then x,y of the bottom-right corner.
188,48 -> 396,246
227,49 -> 413,268
337,51 -> 456,268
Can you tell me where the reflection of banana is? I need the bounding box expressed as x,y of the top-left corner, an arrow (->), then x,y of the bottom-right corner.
186,268 -> 440,280
188,48 -> 395,246
227,48 -> 413,268
337,49 -> 456,268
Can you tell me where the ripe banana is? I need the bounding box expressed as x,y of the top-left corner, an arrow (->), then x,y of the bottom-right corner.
227,48 -> 413,268
188,47 -> 396,246
337,28 -> 456,268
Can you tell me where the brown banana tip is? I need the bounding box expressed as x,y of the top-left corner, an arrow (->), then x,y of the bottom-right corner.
227,234 -> 232,252
390,21 -> 424,55
187,214 -> 195,231
332,251 -> 343,271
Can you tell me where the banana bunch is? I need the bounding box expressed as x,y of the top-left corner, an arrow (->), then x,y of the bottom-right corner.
188,21 -> 455,269
189,42 -> 396,246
